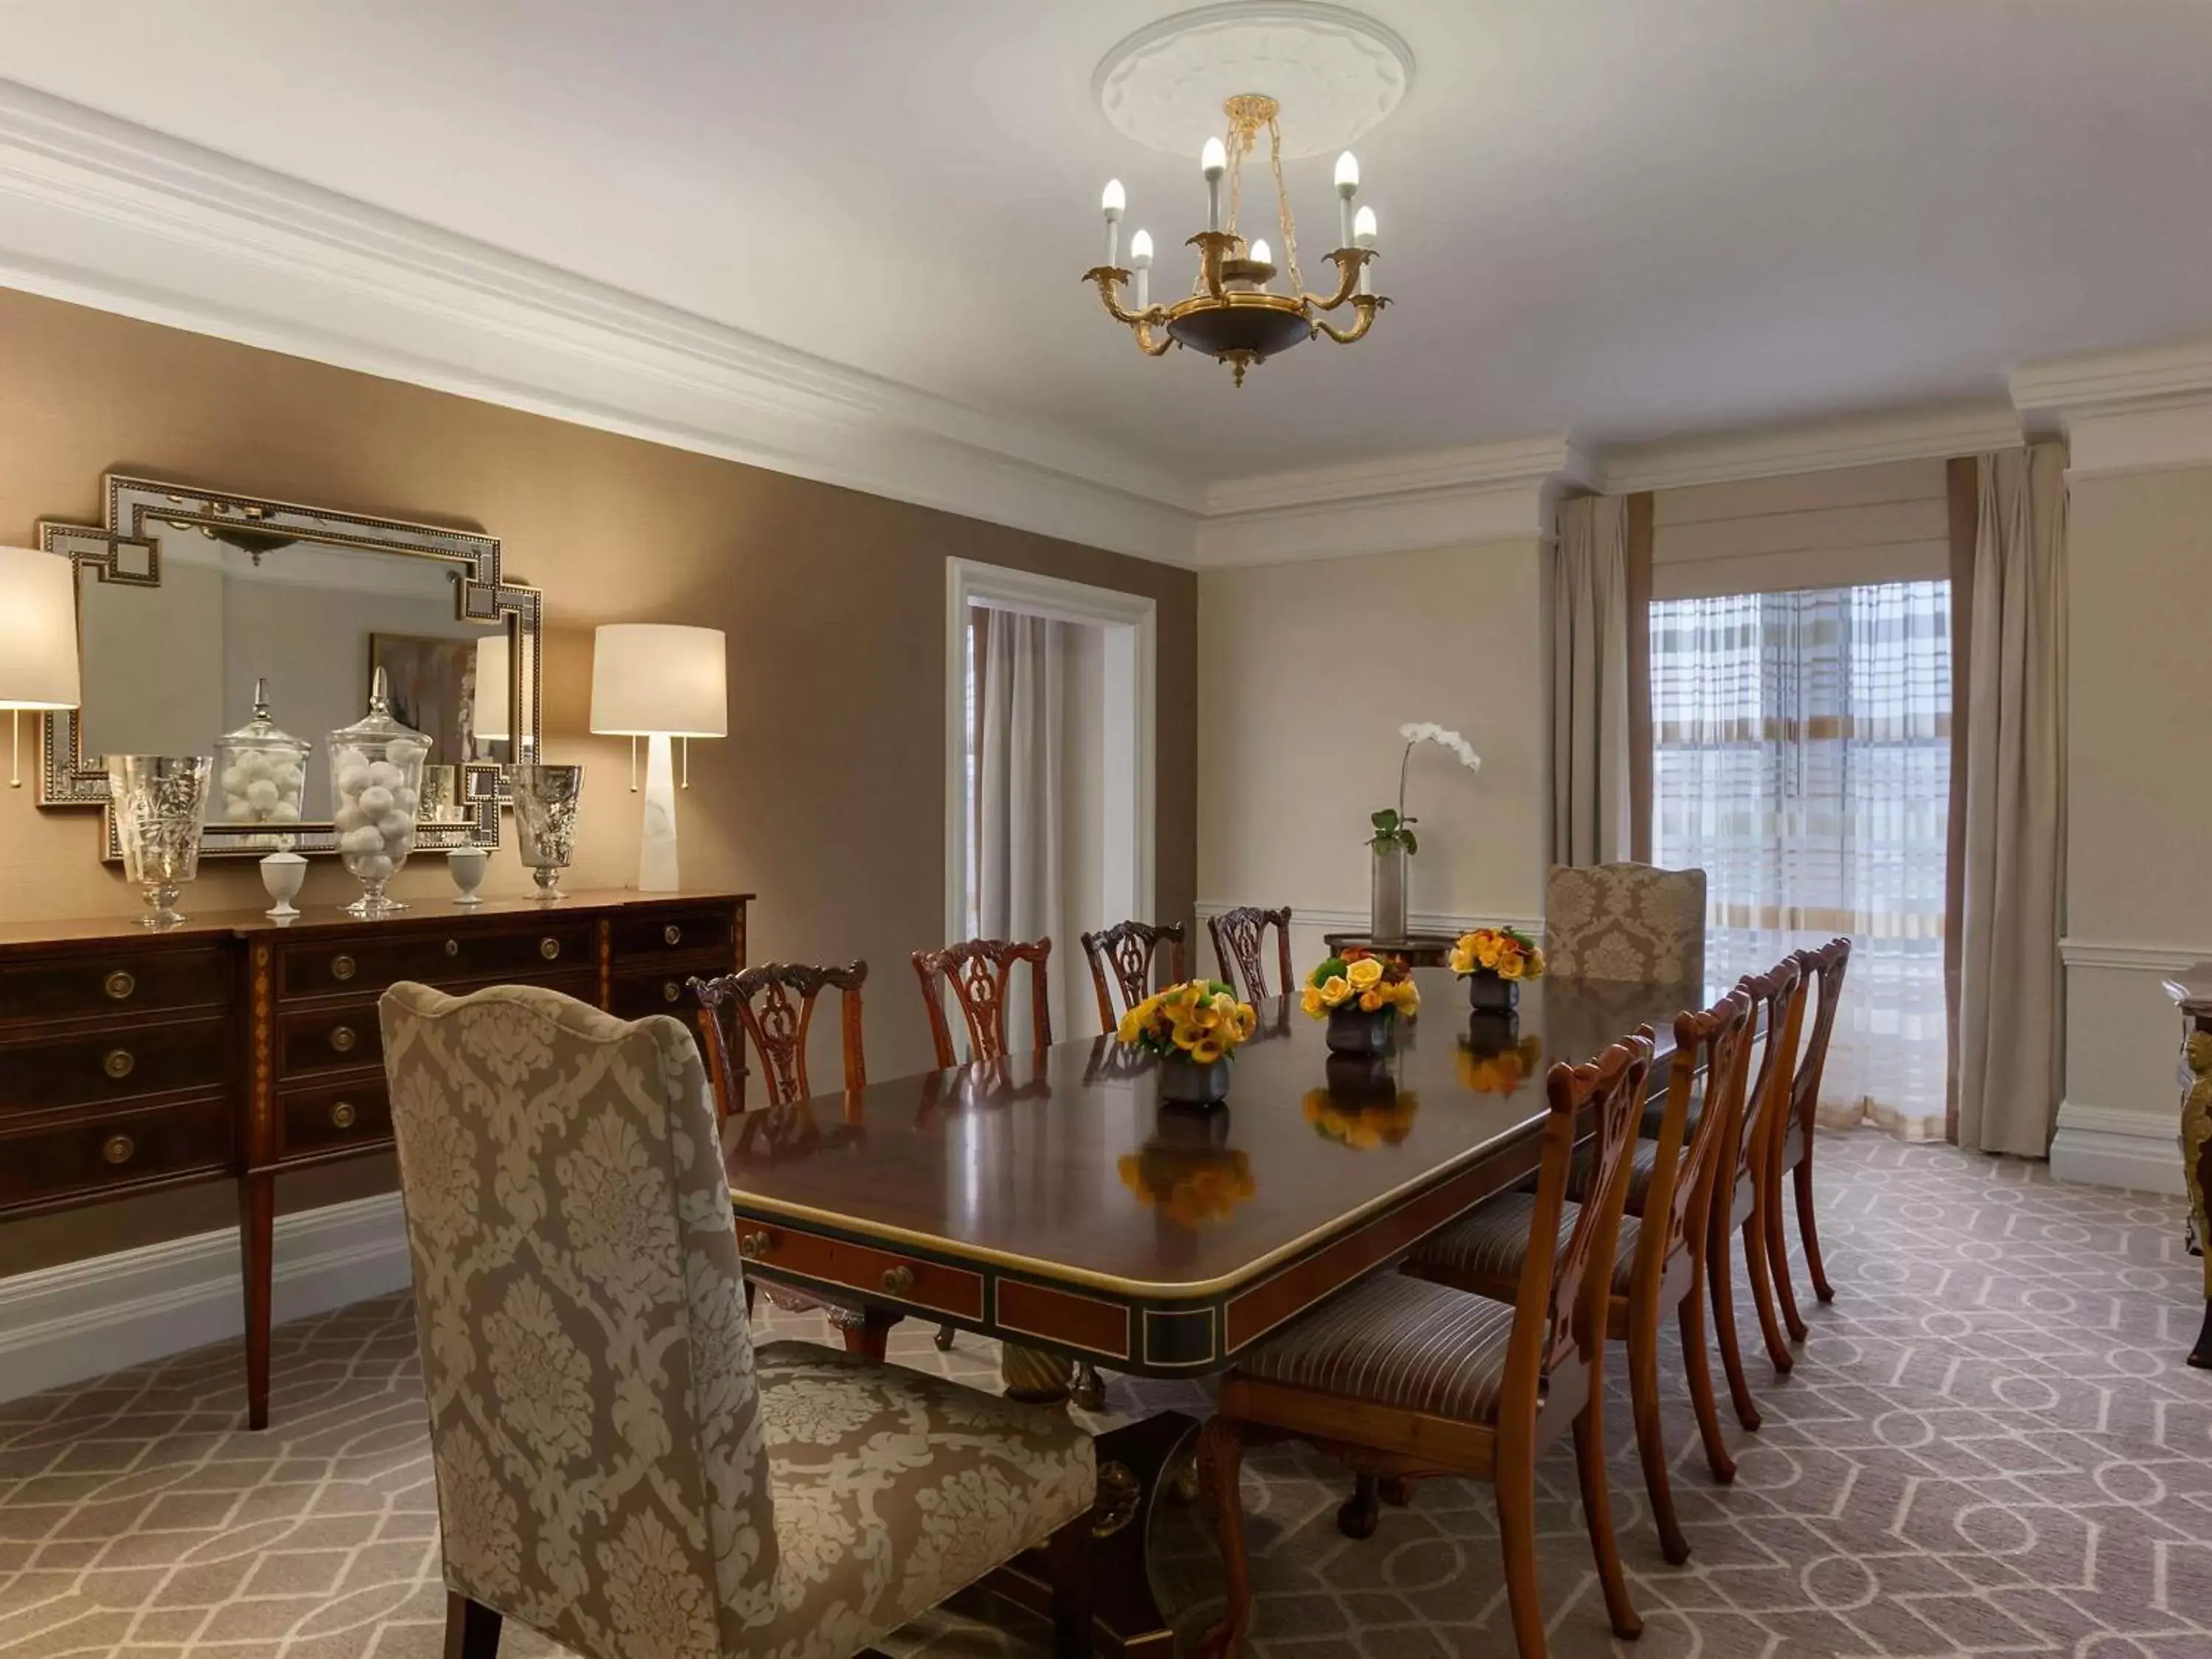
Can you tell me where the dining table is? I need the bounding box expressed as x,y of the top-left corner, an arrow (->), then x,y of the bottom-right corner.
723,966 -> 1722,1656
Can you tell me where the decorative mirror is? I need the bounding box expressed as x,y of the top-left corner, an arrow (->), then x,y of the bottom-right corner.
38,476 -> 541,858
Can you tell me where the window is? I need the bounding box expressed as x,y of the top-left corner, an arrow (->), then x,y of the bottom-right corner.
1651,580 -> 1952,1138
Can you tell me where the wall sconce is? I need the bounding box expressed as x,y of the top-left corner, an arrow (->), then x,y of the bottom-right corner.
0,546 -> 81,788
588,623 -> 727,892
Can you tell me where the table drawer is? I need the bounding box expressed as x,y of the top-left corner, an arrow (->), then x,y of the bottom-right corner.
0,1016 -> 231,1117
278,1077 -> 393,1159
278,919 -> 597,1001
611,904 -> 734,963
0,1098 -> 233,1208
608,967 -> 710,1022
0,945 -> 232,1027
742,1226 -> 984,1322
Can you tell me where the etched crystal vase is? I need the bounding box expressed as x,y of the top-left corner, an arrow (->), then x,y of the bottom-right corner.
108,755 -> 213,927
509,764 -> 585,900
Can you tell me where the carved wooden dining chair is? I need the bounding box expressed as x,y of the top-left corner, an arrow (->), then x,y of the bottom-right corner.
1705,959 -> 1809,1430
1194,1035 -> 1655,1659
914,936 -> 1054,1067
1207,905 -> 1293,1002
1407,989 -> 1754,1559
1544,861 -> 1707,985
1768,937 -> 1852,1343
692,961 -> 868,1330
1079,919 -> 1188,1034
378,981 -> 1098,1659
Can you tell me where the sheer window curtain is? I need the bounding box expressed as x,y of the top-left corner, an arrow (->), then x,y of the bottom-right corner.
1652,580 -> 1953,1138
973,608 -> 1065,1046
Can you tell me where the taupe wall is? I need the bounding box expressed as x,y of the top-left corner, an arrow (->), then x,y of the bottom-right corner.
0,287 -> 1196,1273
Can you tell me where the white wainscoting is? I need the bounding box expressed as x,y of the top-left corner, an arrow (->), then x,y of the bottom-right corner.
2051,937 -> 2208,1197
0,1194 -> 411,1407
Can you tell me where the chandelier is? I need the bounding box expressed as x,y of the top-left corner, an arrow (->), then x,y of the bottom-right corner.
1086,93 -> 1387,386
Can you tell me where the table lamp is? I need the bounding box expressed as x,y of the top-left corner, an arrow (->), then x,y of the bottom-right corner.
0,545 -> 81,788
590,623 -> 726,891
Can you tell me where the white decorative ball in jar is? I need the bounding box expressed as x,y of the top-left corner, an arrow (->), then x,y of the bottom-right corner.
212,678 -> 310,838
324,667 -> 430,917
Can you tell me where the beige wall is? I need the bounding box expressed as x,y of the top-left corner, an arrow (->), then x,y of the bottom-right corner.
0,286 -> 1195,1273
1197,541 -> 1548,973
2061,465 -> 2212,1153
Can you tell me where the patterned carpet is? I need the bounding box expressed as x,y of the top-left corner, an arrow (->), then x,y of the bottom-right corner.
2,1131 -> 2209,1658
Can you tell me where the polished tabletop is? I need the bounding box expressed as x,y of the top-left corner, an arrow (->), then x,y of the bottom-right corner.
724,969 -> 1717,1297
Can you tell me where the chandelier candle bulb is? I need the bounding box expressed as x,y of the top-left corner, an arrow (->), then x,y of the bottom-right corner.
1130,228 -> 1153,309
1354,204 -> 1378,294
1101,177 -> 1125,267
1335,150 -> 1360,247
1201,135 -> 1227,231
1248,238 -> 1272,285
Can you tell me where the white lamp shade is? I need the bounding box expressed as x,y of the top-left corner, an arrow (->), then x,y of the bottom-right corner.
473,633 -> 510,742
590,623 -> 727,738
0,545 -> 80,709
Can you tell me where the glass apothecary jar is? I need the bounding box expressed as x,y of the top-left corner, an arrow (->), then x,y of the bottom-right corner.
325,667 -> 431,917
213,678 -> 310,835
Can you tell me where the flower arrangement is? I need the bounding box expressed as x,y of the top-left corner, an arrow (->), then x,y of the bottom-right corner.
1300,947 -> 1421,1022
1116,978 -> 1258,1065
1450,925 -> 1545,983
1118,1147 -> 1255,1227
1456,1034 -> 1545,1096
1303,1089 -> 1421,1149
1369,722 -> 1483,854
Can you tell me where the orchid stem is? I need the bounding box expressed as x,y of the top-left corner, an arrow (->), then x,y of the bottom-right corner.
1396,739 -> 1415,835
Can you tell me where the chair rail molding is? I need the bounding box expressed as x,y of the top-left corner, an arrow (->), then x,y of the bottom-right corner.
2058,937 -> 2212,974
0,1194 -> 410,1407
0,79 -> 1202,566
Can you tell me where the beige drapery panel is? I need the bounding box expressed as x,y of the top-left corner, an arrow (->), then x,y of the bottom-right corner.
1955,445 -> 2067,1156
975,611 -> 1066,1049
1549,495 -> 1635,866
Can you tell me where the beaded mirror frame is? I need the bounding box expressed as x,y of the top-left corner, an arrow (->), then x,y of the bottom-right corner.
37,476 -> 542,860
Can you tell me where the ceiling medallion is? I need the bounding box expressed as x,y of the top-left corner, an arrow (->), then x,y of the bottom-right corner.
1085,5 -> 1411,386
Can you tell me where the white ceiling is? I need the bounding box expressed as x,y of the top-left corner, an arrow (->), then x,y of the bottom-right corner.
2,0 -> 2211,490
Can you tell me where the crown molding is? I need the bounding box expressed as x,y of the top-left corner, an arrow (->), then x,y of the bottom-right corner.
2012,340 -> 2212,479
1195,434 -> 1589,568
1594,402 -> 2025,495
0,80 -> 1203,566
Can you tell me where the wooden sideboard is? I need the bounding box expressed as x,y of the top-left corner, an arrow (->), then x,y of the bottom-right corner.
0,888 -> 750,1427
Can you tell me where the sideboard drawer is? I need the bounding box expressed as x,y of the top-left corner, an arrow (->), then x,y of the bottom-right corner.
745,1227 -> 985,1322
277,919 -> 598,1001
277,1004 -> 384,1079
0,945 -> 232,1028
0,1098 -> 233,1208
608,967 -> 709,1022
277,1077 -> 393,1159
0,1017 -> 232,1117
611,905 -> 734,963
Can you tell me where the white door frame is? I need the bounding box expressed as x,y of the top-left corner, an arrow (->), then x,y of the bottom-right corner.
945,557 -> 1156,948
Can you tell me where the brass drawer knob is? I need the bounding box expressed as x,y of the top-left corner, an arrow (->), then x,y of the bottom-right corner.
539,937 -> 561,961
102,1048 -> 136,1081
881,1264 -> 916,1295
331,953 -> 358,982
330,1101 -> 358,1130
738,1230 -> 772,1261
663,923 -> 683,947
103,969 -> 136,1002
330,1025 -> 358,1054
445,939 -> 461,958
662,981 -> 681,1004
101,1133 -> 135,1166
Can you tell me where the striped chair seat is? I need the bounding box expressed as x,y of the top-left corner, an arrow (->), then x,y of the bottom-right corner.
1232,1273 -> 1520,1423
1639,1097 -> 1695,1141
1570,1135 -> 1663,1212
1408,1192 -> 1643,1300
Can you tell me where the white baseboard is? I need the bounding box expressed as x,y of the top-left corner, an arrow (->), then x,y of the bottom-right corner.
2049,1099 -> 2187,1196
0,1192 -> 411,1407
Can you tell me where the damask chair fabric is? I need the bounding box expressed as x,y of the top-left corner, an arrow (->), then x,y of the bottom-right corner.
1544,862 -> 1707,985
1079,919 -> 1187,1034
379,981 -> 1095,1659
1207,905 -> 1293,1003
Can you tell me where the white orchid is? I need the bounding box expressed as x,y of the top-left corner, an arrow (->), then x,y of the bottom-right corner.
1374,723 -> 1483,853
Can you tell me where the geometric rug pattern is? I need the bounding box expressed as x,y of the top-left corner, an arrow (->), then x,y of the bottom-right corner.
3,1130 -> 2209,1658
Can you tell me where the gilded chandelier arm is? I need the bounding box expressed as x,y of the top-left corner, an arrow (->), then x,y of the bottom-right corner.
1082,268 -> 1169,329
1296,248 -> 1371,313
1133,322 -> 1176,357
1186,231 -> 1239,300
1312,294 -> 1388,345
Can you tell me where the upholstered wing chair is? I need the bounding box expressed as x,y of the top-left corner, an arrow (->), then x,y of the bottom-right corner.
380,981 -> 1097,1659
1544,862 -> 1708,986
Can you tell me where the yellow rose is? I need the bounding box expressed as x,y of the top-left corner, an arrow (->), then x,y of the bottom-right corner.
1299,985 -> 1326,1018
1498,956 -> 1523,981
1475,936 -> 1502,970
1393,980 -> 1422,1012
1346,958 -> 1384,991
1447,945 -> 1474,975
1321,974 -> 1352,1006
1116,1007 -> 1146,1043
1527,947 -> 1545,978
